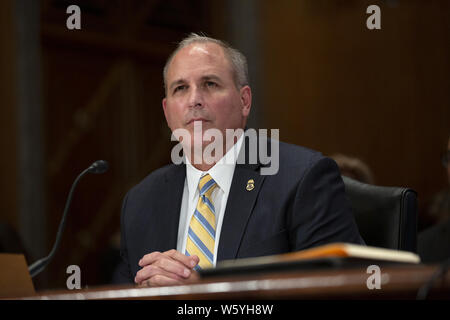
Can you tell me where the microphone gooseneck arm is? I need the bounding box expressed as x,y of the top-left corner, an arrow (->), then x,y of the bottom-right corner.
28,160 -> 109,278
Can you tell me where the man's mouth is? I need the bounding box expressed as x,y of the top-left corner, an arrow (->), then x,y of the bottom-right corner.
187,118 -> 209,125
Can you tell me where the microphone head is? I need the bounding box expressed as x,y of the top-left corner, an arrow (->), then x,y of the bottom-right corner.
88,160 -> 109,174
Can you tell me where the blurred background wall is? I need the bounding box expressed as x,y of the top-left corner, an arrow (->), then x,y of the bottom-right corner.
0,0 -> 449,290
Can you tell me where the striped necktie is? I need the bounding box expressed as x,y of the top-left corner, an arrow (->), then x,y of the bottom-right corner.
185,174 -> 218,270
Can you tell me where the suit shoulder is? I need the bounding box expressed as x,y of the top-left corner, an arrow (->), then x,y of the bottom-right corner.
268,140 -> 341,182
278,140 -> 325,168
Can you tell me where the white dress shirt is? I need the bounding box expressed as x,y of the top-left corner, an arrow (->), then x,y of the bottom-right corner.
176,134 -> 244,266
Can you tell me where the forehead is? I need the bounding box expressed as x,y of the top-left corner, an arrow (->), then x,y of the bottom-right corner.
166,42 -> 233,80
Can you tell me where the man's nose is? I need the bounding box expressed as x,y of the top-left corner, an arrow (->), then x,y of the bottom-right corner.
188,85 -> 204,108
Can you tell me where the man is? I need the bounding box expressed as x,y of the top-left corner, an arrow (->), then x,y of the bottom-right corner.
116,33 -> 364,286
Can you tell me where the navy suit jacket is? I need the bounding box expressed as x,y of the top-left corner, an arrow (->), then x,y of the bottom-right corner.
115,138 -> 364,283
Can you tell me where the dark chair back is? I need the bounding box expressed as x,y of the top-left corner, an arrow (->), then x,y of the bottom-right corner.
342,176 -> 417,252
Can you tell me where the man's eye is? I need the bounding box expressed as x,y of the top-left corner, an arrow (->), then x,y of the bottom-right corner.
205,81 -> 217,88
174,85 -> 186,93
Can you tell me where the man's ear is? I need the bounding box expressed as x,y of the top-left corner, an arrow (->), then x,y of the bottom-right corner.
240,85 -> 252,117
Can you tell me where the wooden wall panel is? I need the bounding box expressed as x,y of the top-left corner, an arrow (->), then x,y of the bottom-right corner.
260,0 -> 450,217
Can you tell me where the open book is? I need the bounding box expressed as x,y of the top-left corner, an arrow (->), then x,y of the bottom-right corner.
199,243 -> 421,278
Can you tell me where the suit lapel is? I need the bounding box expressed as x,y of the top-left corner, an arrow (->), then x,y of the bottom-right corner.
152,164 -> 185,251
217,162 -> 265,261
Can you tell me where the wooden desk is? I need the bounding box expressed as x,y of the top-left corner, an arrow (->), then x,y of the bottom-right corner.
21,264 -> 449,300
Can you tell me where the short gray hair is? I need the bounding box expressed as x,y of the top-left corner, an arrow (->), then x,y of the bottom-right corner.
163,33 -> 249,93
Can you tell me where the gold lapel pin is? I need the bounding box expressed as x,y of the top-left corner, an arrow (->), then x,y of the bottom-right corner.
246,179 -> 255,191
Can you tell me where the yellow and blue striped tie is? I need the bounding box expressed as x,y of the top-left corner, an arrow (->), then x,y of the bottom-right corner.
185,174 -> 218,270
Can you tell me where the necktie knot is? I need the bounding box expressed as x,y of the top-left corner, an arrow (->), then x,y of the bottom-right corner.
198,174 -> 217,197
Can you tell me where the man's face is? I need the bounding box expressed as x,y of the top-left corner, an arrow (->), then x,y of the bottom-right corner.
162,42 -> 251,152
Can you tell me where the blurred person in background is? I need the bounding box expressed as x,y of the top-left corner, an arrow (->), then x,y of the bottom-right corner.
331,154 -> 375,185
417,135 -> 450,263
424,135 -> 450,228
0,222 -> 30,263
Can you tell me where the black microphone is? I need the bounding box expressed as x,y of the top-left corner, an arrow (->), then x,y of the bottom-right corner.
87,159 -> 109,174
28,160 -> 109,278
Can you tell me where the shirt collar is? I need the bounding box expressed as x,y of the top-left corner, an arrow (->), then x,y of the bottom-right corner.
185,133 -> 244,200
